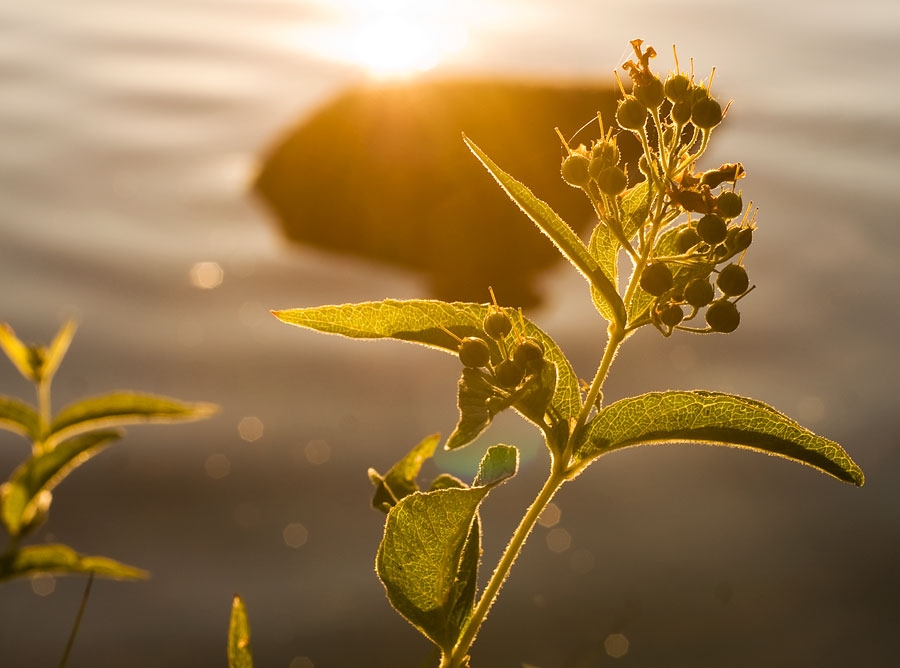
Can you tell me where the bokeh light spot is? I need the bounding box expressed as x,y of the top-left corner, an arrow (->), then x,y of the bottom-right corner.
537,502 -> 561,528
189,261 -> 224,289
31,574 -> 55,597
283,522 -> 309,548
238,416 -> 264,442
569,548 -> 595,575
204,453 -> 231,479
604,633 -> 629,658
546,527 -> 571,553
304,439 -> 331,465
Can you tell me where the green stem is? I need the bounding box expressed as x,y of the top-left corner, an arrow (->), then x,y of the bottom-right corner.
58,572 -> 95,668
36,379 -> 51,454
444,468 -> 568,668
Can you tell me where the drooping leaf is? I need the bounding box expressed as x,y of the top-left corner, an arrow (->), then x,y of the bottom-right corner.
574,390 -> 864,485
274,300 -> 581,422
0,396 -> 40,441
0,543 -> 147,582
369,433 -> 441,512
446,369 -> 514,451
47,392 -> 218,449
463,136 -> 626,326
376,444 -> 518,653
228,594 -> 254,668
1,430 -> 121,536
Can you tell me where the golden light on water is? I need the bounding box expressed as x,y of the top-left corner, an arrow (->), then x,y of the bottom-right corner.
300,0 -> 472,79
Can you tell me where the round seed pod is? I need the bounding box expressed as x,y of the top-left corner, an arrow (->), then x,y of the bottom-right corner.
726,227 -> 753,254
697,213 -> 728,245
597,166 -> 628,195
671,100 -> 692,125
705,299 -> 740,333
483,310 -> 513,340
634,76 -> 665,109
458,337 -> 491,368
513,337 -> 544,373
717,263 -> 750,296
684,277 -> 714,308
591,140 -> 618,164
664,74 -> 691,102
561,154 -> 591,187
691,97 -> 723,129
716,191 -> 743,219
659,303 -> 684,328
640,262 -> 674,297
675,227 -> 701,254
495,359 -> 525,389
616,97 -> 647,131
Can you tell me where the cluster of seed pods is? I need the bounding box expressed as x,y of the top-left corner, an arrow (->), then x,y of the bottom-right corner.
456,307 -> 546,389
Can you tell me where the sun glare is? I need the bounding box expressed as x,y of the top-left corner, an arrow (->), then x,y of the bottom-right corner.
302,1 -> 471,79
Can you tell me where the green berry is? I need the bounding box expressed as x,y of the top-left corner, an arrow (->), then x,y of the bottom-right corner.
725,227 -> 753,254
640,262 -> 674,297
659,303 -> 684,328
458,337 -> 491,368
671,100 -> 692,125
483,311 -> 512,340
495,359 -> 525,389
684,278 -> 714,308
691,97 -> 723,129
513,338 -> 544,373
716,191 -> 743,219
616,97 -> 647,131
717,263 -> 749,296
675,226 -> 701,254
596,166 -> 627,195
664,74 -> 691,102
697,213 -> 728,244
561,154 -> 591,187
705,299 -> 740,333
634,76 -> 665,108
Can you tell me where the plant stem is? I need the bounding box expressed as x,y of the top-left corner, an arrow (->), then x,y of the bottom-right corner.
58,572 -> 95,668
444,469 -> 568,668
36,378 -> 51,453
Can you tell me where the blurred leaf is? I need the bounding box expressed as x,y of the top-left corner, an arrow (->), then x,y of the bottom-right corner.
0,396 -> 40,441
0,543 -> 147,582
575,390 -> 864,485
1,431 -> 121,536
464,136 -> 626,326
369,433 -> 441,512
0,323 -> 37,383
41,320 -> 77,384
376,445 -> 518,652
228,594 -> 253,668
274,300 -> 581,422
47,392 -> 218,449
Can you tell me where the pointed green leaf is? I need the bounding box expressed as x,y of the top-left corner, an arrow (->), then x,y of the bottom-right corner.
575,390 -> 864,485
41,320 -> 77,384
369,433 -> 441,512
0,543 -> 148,582
446,369 -> 512,451
228,594 -> 254,668
463,136 -> 626,326
274,300 -> 582,422
1,430 -> 121,536
0,323 -> 38,382
47,392 -> 218,449
376,445 -> 519,652
0,396 -> 40,441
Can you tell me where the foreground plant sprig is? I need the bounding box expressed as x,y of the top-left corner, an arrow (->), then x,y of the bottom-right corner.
0,320 -> 217,583
273,40 -> 863,667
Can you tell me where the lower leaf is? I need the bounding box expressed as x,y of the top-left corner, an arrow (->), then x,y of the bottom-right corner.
0,543 -> 148,582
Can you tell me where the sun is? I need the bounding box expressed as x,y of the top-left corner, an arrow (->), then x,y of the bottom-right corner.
301,1 -> 470,79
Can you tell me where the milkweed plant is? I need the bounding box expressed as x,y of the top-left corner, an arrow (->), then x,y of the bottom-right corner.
233,41 -> 864,668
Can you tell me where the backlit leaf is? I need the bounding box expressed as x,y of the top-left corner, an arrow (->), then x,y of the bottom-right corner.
463,136 -> 626,326
274,300 -> 581,422
0,323 -> 38,383
369,433 -> 441,512
0,396 -> 40,441
0,543 -> 147,582
228,594 -> 254,668
41,320 -> 77,384
376,444 -> 518,652
1,431 -> 121,536
574,390 -> 864,485
47,392 -> 218,449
